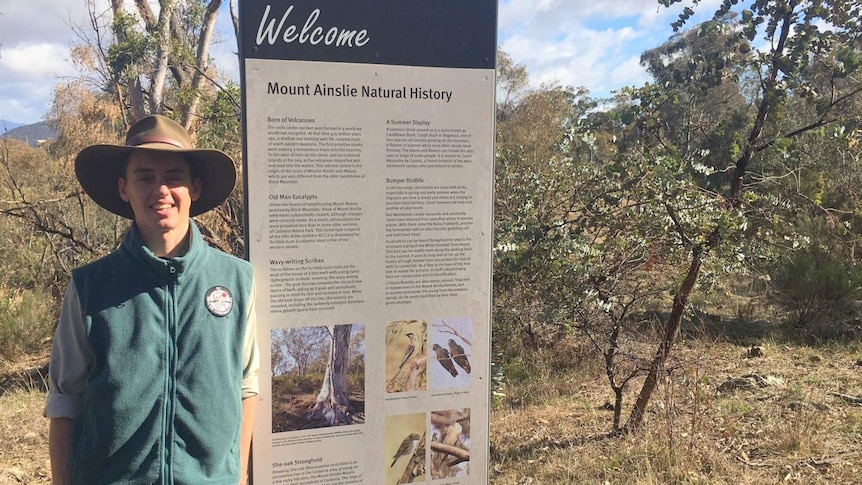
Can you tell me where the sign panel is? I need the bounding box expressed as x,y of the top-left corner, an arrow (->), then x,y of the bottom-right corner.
241,2 -> 496,483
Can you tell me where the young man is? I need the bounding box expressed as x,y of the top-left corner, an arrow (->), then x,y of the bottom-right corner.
45,115 -> 259,485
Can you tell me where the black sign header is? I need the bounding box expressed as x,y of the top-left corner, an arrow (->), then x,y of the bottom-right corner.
240,0 -> 497,69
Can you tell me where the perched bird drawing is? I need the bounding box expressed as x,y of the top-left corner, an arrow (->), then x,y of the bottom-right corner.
434,420 -> 463,469
398,332 -> 417,370
390,432 -> 421,468
442,421 -> 462,447
448,339 -> 471,374
456,413 -> 471,436
433,343 -> 458,377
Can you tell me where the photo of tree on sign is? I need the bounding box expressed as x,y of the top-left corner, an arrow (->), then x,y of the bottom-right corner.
271,324 -> 365,432
385,320 -> 428,393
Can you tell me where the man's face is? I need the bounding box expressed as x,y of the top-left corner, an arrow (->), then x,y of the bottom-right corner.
119,150 -> 202,238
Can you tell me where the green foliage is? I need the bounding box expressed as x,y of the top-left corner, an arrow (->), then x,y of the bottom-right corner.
272,373 -> 324,396
491,342 -> 597,409
196,82 -> 242,157
0,110 -> 129,357
108,12 -> 153,78
770,219 -> 862,338
495,0 -> 862,430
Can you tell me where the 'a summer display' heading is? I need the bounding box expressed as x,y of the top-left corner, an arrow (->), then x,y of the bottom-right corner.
267,83 -> 454,103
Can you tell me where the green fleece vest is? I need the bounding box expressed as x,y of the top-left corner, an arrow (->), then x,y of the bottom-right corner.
70,221 -> 252,484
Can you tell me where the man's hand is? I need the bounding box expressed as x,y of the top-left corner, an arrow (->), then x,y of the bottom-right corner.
49,417 -> 74,485
240,397 -> 257,485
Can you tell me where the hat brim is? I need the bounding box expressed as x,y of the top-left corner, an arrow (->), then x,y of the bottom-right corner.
75,144 -> 237,219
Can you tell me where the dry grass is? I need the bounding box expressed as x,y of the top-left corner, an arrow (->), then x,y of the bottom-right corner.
0,354 -> 50,484
1,335 -> 861,484
491,339 -> 862,484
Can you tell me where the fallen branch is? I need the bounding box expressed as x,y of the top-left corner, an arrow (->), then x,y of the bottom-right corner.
735,455 -> 771,468
828,392 -> 862,405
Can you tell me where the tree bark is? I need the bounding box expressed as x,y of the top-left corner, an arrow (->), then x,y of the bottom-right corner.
308,324 -> 353,426
149,0 -> 175,113
624,243 -> 705,431
180,0 -> 223,129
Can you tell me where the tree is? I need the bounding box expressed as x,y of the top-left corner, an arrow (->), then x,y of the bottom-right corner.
89,0 -> 231,128
348,325 -> 366,377
270,327 -> 328,377
3,84 -> 126,286
622,0 -> 862,432
0,137 -> 66,357
493,49 -> 598,350
14,0 -> 248,261
492,0 -> 862,435
307,324 -> 357,427
495,50 -> 529,118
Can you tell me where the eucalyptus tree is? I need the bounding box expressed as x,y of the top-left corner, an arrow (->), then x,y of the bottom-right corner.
494,1 -> 859,436
493,49 -> 599,350
619,0 -> 862,432
33,0 -> 246,258
93,0 -> 232,128
308,324 -> 357,426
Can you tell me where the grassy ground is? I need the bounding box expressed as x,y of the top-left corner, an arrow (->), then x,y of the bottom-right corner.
0,353 -> 50,484
2,336 -> 861,484
490,338 -> 862,484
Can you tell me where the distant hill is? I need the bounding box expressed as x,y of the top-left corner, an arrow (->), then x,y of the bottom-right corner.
0,120 -> 23,131
2,121 -> 57,148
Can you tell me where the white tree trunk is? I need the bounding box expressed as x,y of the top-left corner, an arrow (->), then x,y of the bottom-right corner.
308,324 -> 353,426
150,0 -> 174,113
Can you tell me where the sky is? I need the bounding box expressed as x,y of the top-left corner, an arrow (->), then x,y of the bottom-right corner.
0,0 -> 721,126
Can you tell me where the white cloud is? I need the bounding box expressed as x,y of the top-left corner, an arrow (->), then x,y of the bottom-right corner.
498,0 -> 726,98
499,0 -> 668,35
0,0 -> 733,123
0,0 -> 94,45
1,43 -> 74,77
0,0 -> 97,123
0,80 -> 56,123
608,55 -> 650,90
0,42 -> 77,123
500,20 -> 648,96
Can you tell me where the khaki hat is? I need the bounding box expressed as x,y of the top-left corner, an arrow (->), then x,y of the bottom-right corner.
74,114 -> 237,219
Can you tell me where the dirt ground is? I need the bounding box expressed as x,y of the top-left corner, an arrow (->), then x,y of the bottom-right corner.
271,393 -> 366,433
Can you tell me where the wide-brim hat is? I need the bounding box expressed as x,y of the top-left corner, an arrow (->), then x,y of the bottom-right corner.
74,114 -> 237,219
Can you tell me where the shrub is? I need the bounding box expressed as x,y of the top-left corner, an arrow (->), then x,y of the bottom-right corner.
770,245 -> 862,340
0,286 -> 57,358
272,373 -> 324,397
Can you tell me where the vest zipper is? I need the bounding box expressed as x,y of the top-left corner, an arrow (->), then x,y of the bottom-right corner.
164,262 -> 179,483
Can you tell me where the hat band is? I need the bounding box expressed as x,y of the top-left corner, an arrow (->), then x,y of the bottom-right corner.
128,135 -> 187,149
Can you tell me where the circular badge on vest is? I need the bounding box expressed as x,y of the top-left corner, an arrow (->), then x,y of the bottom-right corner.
205,286 -> 233,317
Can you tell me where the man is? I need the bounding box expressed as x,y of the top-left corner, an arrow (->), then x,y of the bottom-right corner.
45,115 -> 259,485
